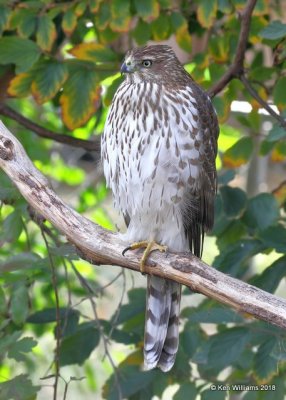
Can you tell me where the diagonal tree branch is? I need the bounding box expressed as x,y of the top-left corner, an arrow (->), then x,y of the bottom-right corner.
1,119 -> 286,330
0,102 -> 100,152
240,74 -> 286,129
208,0 -> 257,98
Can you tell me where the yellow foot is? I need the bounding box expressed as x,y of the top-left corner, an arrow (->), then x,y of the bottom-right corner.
122,241 -> 167,273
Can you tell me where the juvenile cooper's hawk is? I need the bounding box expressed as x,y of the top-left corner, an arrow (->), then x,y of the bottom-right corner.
102,45 -> 219,372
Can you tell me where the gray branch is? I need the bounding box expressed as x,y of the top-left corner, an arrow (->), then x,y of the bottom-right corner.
0,120 -> 286,329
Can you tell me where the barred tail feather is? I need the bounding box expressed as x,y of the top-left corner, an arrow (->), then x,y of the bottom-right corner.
144,276 -> 181,372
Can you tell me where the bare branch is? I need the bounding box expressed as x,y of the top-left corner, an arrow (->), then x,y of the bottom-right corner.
0,103 -> 100,152
41,229 -> 60,400
208,0 -> 257,98
240,75 -> 286,129
1,120 -> 286,329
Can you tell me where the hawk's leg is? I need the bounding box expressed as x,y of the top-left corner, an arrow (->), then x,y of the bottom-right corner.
122,241 -> 167,273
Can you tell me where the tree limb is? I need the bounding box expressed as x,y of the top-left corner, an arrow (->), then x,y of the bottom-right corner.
208,0 -> 257,98
240,75 -> 286,129
0,120 -> 286,330
0,102 -> 100,152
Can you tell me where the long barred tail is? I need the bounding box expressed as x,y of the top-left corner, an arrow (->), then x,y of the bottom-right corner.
144,275 -> 181,372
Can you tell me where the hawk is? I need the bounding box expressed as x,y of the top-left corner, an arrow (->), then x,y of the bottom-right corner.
102,45 -> 219,372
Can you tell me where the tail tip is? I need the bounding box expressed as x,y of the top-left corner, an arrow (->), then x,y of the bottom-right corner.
144,358 -> 175,373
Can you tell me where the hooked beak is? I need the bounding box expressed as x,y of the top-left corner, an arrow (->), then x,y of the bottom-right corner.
120,62 -> 128,73
120,61 -> 134,74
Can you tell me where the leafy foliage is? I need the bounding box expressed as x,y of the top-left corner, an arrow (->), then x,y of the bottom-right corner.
0,0 -> 286,399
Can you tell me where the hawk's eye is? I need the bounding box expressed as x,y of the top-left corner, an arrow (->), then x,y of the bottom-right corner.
142,60 -> 152,68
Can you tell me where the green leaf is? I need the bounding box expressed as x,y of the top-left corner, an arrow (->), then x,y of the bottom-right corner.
250,256 -> 286,293
258,224 -> 286,253
151,14 -> 171,40
112,288 -> 145,326
59,322 -> 100,366
31,60 -> 68,104
59,310 -> 80,337
180,322 -> 203,358
183,305 -> 244,324
0,186 -> 19,202
249,66 -> 276,82
0,374 -> 40,400
170,12 -> 192,52
218,170 -> 235,185
36,15 -> 57,51
0,286 -> 6,313
60,63 -> 101,129
216,220 -> 246,249
201,389 -> 227,400
103,365 -> 158,400
107,324 -> 140,345
8,72 -> 34,98
217,0 -> 232,13
265,124 -> 286,142
89,0 -> 103,13
197,0 -> 218,28
0,210 -> 23,245
69,43 -> 117,62
158,0 -> 171,7
0,331 -> 21,356
220,186 -> 247,217
264,377 -> 286,400
212,95 -> 230,123
110,0 -> 131,32
134,0 -> 160,22
27,307 -> 80,324
104,75 -> 124,106
0,5 -> 11,35
10,8 -> 37,38
75,1 -> 86,16
132,19 -> 152,45
273,77 -> 286,109
260,139 -> 276,156
223,137 -> 254,168
271,141 -> 286,162
62,7 -> 78,36
243,193 -> 280,231
11,284 -> 29,325
94,2 -> 111,30
253,337 -> 277,383
0,37 -> 41,73
8,337 -> 37,362
260,20 -> 286,40
0,252 -> 42,272
209,35 -> 230,63
208,328 -> 251,370
271,342 -> 286,361
174,382 -> 197,400
214,239 -> 265,276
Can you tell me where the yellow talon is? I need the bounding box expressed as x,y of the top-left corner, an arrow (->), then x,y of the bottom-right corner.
122,240 -> 167,273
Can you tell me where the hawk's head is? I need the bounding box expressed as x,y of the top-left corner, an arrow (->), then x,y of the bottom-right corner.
121,45 -> 187,84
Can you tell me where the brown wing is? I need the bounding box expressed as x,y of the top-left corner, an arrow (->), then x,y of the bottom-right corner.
182,82 -> 219,258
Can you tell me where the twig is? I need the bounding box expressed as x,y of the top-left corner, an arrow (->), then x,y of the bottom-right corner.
0,103 -> 100,152
41,228 -> 61,400
70,262 -> 123,400
99,270 -> 124,294
63,379 -> 69,400
1,121 -> 286,330
208,0 -> 257,97
240,74 -> 286,129
108,269 -> 126,342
